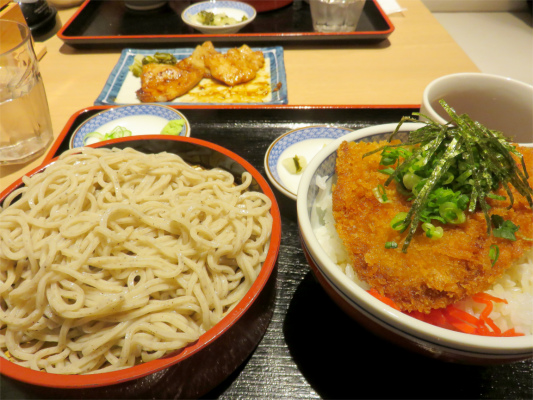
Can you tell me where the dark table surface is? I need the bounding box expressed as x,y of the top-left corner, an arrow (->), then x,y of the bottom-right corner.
1,106 -> 532,400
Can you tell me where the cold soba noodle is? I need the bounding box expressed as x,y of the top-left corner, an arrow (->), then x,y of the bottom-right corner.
0,147 -> 273,374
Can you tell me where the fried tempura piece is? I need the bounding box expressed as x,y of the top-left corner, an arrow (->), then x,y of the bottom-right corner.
205,45 -> 264,86
332,141 -> 533,313
179,41 -> 219,79
136,62 -> 203,103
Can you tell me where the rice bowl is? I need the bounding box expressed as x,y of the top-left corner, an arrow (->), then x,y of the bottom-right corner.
297,123 -> 533,364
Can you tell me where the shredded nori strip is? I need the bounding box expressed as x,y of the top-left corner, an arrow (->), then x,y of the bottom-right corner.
364,99 -> 533,253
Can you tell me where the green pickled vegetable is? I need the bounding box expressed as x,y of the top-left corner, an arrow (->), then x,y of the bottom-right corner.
129,52 -> 177,78
193,10 -> 247,26
195,10 -> 215,25
142,52 -> 177,66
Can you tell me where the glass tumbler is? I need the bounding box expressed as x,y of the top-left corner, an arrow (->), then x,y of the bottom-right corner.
310,0 -> 366,33
0,19 -> 53,165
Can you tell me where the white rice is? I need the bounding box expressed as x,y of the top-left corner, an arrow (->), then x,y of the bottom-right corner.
311,175 -> 533,335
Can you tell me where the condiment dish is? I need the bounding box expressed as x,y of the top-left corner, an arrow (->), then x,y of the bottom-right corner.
70,104 -> 190,148
264,126 -> 352,200
181,1 -> 256,34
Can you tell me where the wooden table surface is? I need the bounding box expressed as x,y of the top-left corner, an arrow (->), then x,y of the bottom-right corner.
0,0 -> 479,190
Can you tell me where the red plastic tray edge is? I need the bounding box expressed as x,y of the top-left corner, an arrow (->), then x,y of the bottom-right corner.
57,0 -> 395,44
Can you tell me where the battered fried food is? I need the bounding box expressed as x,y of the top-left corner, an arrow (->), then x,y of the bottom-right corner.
206,45 -> 265,86
136,62 -> 203,103
332,140 -> 533,313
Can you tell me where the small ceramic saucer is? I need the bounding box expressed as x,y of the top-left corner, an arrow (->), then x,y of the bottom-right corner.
264,126 -> 353,200
70,104 -> 190,149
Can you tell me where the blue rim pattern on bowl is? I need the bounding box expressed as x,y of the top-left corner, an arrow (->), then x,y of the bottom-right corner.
70,105 -> 190,148
95,47 -> 287,106
183,1 -> 256,20
266,126 -> 353,198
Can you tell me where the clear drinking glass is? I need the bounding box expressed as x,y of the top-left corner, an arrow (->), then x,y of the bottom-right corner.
0,19 -> 53,165
310,0 -> 366,33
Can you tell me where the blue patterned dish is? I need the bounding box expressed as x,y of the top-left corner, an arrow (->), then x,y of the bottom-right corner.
95,46 -> 287,106
182,1 -> 256,34
70,105 -> 190,149
264,126 -> 353,200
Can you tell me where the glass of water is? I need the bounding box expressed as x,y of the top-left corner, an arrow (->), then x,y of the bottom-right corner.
0,19 -> 53,165
310,0 -> 366,33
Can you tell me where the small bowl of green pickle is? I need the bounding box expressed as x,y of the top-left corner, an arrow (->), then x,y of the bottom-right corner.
70,104 -> 190,149
182,1 -> 256,34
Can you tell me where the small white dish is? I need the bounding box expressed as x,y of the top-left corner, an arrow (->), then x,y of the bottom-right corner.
264,126 -> 353,200
181,1 -> 256,34
70,104 -> 190,149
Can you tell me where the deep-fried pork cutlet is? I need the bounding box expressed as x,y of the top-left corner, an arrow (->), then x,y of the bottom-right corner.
206,45 -> 265,86
136,63 -> 203,103
332,140 -> 533,313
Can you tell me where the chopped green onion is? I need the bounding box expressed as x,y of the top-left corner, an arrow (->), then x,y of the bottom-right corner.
390,212 -> 408,231
378,167 -> 395,175
83,126 -> 132,145
402,172 -> 422,191
438,202 -> 466,224
107,126 -> 131,139
372,184 -> 389,203
422,222 -> 443,239
364,99 -> 533,252
489,244 -> 500,267
83,131 -> 105,145
440,171 -> 454,185
385,241 -> 398,249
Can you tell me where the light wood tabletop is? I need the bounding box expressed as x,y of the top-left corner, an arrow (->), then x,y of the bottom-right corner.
0,0 -> 479,190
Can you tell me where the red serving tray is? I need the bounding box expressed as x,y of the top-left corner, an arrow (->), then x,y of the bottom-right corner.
57,0 -> 394,47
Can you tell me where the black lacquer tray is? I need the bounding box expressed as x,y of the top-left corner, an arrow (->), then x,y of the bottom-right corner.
1,106 -> 532,400
57,0 -> 394,48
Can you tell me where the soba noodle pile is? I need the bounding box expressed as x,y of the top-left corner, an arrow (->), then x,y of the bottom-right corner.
0,147 -> 272,374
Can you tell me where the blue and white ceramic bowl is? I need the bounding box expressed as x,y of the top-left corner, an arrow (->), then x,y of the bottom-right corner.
181,1 -> 256,34
70,104 -> 190,149
264,126 -> 353,200
296,122 -> 533,365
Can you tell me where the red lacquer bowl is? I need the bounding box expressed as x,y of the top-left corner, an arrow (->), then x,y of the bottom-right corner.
0,136 -> 281,398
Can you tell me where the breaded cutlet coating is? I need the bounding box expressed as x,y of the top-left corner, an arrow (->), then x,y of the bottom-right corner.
332,140 -> 533,313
